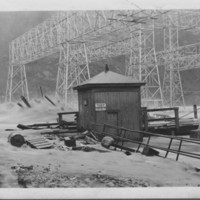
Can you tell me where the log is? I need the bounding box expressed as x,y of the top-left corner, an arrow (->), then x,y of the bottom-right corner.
40,86 -> 44,98
17,123 -> 59,130
8,133 -> 25,147
17,102 -> 24,108
21,96 -> 31,108
17,124 -> 33,130
44,95 -> 56,106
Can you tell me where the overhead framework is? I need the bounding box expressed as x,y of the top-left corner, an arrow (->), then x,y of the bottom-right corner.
5,10 -> 200,108
157,10 -> 200,106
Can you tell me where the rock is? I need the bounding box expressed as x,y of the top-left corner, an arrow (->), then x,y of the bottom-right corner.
101,136 -> 114,149
142,146 -> 159,156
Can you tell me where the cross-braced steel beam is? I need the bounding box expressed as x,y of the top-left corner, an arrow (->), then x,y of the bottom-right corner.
6,9 -> 200,107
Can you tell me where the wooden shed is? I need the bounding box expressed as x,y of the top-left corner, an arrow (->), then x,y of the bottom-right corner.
74,67 -> 145,140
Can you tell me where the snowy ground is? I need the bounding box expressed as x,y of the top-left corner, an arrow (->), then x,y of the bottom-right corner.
0,102 -> 200,197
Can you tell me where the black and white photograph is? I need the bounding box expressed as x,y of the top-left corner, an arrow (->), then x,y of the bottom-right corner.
0,0 -> 200,198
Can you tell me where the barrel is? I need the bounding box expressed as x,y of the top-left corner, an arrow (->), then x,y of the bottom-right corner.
8,132 -> 25,147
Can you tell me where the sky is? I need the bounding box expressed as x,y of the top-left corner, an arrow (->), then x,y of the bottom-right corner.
1,0 -> 200,11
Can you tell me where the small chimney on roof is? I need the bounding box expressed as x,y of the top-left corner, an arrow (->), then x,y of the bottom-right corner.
105,64 -> 109,73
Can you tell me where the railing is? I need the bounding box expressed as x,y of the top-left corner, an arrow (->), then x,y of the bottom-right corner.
141,105 -> 199,135
91,123 -> 200,161
142,107 -> 180,133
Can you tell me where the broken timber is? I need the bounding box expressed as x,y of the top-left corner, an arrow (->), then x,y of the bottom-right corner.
45,95 -> 56,106
21,96 -> 31,108
40,86 -> 44,98
17,102 -> 24,108
17,122 -> 59,130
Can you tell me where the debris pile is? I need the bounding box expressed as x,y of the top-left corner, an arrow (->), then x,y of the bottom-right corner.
11,164 -> 151,188
8,120 -> 101,152
5,97 -> 161,159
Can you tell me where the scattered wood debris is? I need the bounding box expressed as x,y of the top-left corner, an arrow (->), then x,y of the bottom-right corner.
21,96 -> 31,108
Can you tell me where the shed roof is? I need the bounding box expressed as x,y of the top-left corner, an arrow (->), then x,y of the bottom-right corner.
74,69 -> 145,90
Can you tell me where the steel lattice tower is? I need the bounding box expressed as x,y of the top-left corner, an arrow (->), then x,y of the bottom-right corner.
125,22 -> 163,107
5,44 -> 29,102
162,13 -> 185,106
6,10 -> 200,108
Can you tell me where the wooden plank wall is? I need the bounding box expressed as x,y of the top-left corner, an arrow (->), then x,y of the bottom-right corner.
78,87 -> 142,140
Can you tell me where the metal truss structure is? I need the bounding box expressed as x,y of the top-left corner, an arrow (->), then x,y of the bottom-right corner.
156,10 -> 200,106
5,9 -> 200,108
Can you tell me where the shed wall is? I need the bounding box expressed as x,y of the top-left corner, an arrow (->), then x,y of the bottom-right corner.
78,87 -> 142,140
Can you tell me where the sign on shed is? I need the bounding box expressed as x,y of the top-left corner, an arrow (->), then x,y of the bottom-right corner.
95,103 -> 106,111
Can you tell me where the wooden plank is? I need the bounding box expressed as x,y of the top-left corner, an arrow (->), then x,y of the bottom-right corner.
26,137 -> 45,141
27,140 -> 46,143
28,141 -> 49,145
30,142 -> 52,148
148,117 -> 176,122
145,107 -> 177,112
36,145 -> 52,149
21,96 -> 31,108
34,143 -> 52,147
58,111 -> 78,115
45,95 -> 56,106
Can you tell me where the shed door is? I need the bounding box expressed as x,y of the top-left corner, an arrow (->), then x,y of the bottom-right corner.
106,111 -> 118,135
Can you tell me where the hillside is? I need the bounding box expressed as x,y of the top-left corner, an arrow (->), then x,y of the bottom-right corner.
0,11 -> 200,105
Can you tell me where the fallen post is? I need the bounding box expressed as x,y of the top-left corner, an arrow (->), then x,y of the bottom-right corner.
17,124 -> 33,130
45,95 -> 56,106
89,131 -> 98,141
40,86 -> 44,98
17,122 -> 59,130
17,102 -> 24,108
21,96 -> 31,108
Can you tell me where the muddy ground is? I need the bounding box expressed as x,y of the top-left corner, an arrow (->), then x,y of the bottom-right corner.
0,103 -> 200,189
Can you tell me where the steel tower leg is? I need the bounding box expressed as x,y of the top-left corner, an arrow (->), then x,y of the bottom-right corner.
126,24 -> 163,108
5,64 -> 29,102
162,21 -> 185,106
55,43 -> 90,109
